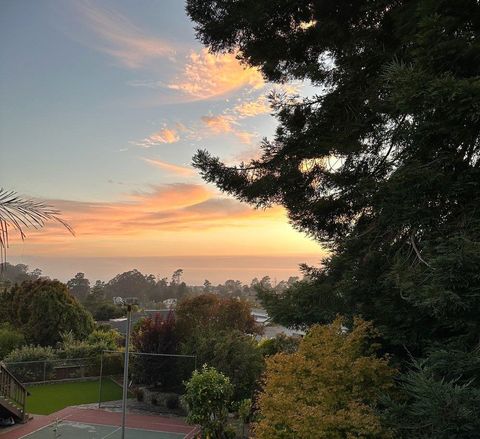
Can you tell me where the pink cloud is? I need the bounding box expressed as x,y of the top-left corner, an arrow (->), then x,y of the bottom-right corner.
76,3 -> 175,68
234,97 -> 271,118
201,115 -> 255,144
133,128 -> 180,147
19,185 -> 285,241
169,49 -> 264,100
142,158 -> 194,176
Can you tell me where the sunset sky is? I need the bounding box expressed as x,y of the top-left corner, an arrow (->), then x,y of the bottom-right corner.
0,0 -> 324,283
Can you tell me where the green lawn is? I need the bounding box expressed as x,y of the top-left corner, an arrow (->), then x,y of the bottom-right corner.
26,379 -> 123,415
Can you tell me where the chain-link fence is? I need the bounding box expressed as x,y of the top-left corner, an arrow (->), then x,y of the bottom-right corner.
99,350 -> 196,415
5,351 -> 197,414
5,357 -> 102,384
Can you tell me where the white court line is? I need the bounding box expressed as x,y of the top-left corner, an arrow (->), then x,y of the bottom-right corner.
20,414 -> 73,438
48,420 -> 188,437
100,426 -> 122,439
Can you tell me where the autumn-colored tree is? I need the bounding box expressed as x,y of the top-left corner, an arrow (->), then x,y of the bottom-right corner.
255,317 -> 395,439
176,293 -> 262,339
131,311 -> 182,390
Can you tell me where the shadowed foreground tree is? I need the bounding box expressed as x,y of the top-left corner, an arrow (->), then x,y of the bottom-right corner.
187,1 -> 480,436
187,0 -> 480,357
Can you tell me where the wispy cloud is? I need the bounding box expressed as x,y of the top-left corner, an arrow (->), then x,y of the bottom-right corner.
133,128 -> 180,147
22,185 -> 284,240
233,96 -> 271,118
169,49 -> 264,100
201,115 -> 236,134
75,2 -> 175,68
201,115 -> 255,144
143,158 -> 194,176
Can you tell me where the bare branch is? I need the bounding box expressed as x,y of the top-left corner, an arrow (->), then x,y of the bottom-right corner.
410,234 -> 434,269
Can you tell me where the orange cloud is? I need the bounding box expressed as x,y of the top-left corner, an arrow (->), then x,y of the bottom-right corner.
7,185 -> 324,261
234,131 -> 255,145
134,128 -> 180,147
201,115 -> 255,144
19,185 -> 287,243
76,3 -> 175,68
143,158 -> 194,176
234,97 -> 271,118
201,115 -> 235,134
169,49 -> 264,100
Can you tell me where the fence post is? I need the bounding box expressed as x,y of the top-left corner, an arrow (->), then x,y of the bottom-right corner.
98,352 -> 104,408
43,360 -> 47,383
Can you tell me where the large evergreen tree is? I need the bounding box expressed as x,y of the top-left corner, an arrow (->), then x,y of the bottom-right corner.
187,1 -> 480,436
187,0 -> 480,354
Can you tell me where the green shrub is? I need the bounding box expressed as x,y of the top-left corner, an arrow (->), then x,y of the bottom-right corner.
5,344 -> 56,363
87,329 -> 121,350
184,365 -> 233,438
181,330 -> 263,401
258,334 -> 299,357
166,394 -> 180,410
223,426 -> 236,439
4,345 -> 56,382
0,325 -> 25,359
134,388 -> 144,402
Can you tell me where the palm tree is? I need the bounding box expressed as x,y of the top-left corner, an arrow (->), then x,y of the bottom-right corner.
0,188 -> 74,265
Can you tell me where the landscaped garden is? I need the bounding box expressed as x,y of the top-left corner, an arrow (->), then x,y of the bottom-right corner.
26,379 -> 123,415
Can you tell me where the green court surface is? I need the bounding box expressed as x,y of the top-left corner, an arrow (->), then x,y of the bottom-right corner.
21,421 -> 185,438
26,379 -> 122,415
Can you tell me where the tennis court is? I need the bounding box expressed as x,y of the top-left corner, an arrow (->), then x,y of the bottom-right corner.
0,407 -> 199,439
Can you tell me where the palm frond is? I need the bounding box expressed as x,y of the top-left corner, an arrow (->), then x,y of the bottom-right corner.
0,188 -> 75,265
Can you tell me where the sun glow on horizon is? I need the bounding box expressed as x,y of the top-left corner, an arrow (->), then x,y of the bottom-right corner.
1,0 -> 324,280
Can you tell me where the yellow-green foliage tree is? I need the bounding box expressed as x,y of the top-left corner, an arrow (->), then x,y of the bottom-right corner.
255,317 -> 395,439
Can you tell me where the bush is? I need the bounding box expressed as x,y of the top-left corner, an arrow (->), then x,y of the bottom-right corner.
258,333 -> 299,357
166,394 -> 180,410
223,427 -> 237,439
184,365 -> 233,438
4,345 -> 57,382
5,344 -> 56,363
238,398 -> 252,424
384,356 -> 480,439
0,325 -> 25,360
93,303 -> 124,321
86,329 -> 121,350
181,329 -> 264,401
134,388 -> 144,402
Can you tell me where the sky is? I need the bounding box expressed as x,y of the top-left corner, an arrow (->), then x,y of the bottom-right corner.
0,0 -> 325,283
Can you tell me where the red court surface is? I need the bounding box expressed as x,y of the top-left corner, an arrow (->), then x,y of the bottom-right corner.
0,407 -> 199,438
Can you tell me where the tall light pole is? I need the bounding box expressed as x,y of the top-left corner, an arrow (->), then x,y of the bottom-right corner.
121,303 -> 132,439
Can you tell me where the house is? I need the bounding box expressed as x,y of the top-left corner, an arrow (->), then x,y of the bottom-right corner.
100,309 -> 174,335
